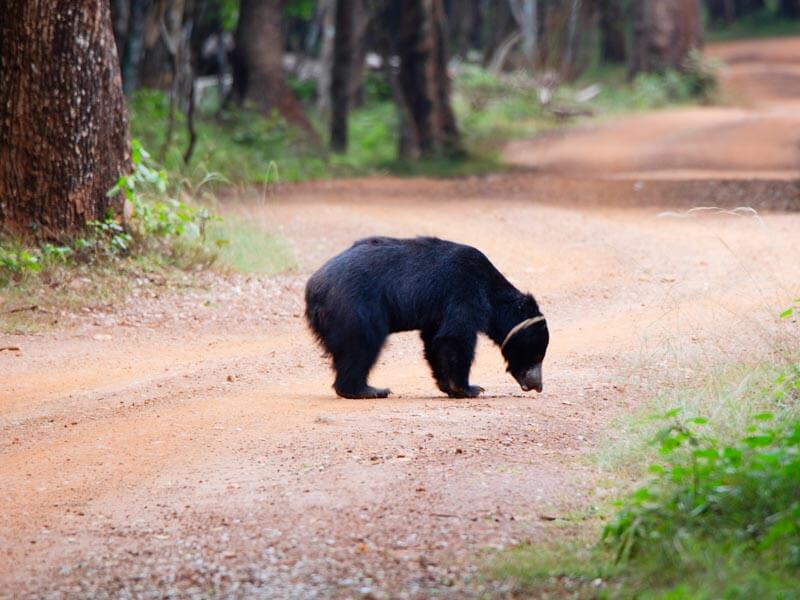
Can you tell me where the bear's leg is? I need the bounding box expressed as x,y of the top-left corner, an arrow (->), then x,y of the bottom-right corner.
430,333 -> 484,399
330,325 -> 390,399
421,328 -> 450,394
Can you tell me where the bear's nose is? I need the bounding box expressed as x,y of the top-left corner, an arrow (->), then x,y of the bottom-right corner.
520,365 -> 543,393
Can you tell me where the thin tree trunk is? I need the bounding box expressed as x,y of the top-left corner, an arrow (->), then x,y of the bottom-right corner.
599,0 -> 626,63
122,0 -> 150,93
330,0 -> 354,152
509,0 -> 538,69
630,0 -> 702,74
348,0 -> 371,108
316,0 -> 335,114
158,0 -> 186,161
397,0 -> 461,158
232,0 -> 316,137
561,0 -> 582,76
0,0 -> 131,237
373,0 -> 419,159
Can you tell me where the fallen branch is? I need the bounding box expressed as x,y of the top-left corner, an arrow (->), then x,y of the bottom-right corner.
3,305 -> 38,314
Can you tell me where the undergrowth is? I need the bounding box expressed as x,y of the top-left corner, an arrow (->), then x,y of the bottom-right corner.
0,141 -> 292,331
488,307 -> 800,599
130,59 -> 719,186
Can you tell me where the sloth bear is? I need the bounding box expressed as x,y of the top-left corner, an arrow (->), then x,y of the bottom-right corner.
305,236 -> 549,399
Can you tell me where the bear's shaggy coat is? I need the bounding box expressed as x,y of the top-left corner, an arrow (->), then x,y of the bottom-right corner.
305,236 -> 549,398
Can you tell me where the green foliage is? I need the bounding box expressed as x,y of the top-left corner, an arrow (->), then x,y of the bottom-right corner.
130,90 -> 326,183
106,139 -> 221,267
0,245 -> 41,283
779,298 -> 800,320
218,0 -> 239,31
604,411 -> 800,567
285,0 -> 315,20
682,49 -> 721,103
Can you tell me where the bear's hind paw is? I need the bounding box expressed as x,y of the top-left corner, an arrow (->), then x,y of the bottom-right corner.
447,385 -> 484,399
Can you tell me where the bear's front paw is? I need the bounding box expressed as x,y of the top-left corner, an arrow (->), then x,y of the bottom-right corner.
447,385 -> 484,399
336,385 -> 391,399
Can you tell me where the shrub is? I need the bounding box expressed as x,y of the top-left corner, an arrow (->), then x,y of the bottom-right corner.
603,408 -> 800,569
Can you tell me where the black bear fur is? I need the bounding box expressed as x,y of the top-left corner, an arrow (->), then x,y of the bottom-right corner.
305,236 -> 549,399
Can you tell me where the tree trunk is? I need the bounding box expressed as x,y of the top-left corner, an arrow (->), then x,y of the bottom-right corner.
330,0 -> 354,152
599,0 -> 626,63
121,0 -> 150,93
630,0 -> 702,75
348,0 -> 371,108
0,0 -> 131,237
316,0 -> 335,114
397,0 -> 461,158
139,0 -> 173,88
779,0 -> 800,18
232,0 -> 315,136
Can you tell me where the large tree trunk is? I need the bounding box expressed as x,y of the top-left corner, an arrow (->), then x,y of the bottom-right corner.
599,0 -> 626,63
232,0 -> 315,135
630,0 -> 703,75
397,0 -> 461,158
0,0 -> 131,237
330,0 -> 354,152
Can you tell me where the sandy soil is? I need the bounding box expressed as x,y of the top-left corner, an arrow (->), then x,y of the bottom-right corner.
2,38 -> 800,599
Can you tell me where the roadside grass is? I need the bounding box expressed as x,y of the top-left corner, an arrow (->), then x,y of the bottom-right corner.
208,216 -> 295,274
0,144 -> 294,333
485,321 -> 800,599
0,220 -> 293,334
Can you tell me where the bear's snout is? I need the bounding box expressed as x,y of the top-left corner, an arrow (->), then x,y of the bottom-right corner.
518,364 -> 543,393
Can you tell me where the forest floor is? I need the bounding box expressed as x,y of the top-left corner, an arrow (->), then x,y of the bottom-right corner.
2,38 -> 800,599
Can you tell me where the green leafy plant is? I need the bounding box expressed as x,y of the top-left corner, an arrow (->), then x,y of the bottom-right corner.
603,409 -> 800,568
779,298 -> 800,320
0,245 -> 41,276
107,139 -> 222,265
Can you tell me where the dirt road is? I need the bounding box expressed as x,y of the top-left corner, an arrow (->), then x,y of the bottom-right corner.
2,38 -> 800,599
505,38 -> 800,180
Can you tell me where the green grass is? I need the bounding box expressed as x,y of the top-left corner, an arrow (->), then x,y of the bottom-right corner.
485,349 -> 800,599
208,216 -> 295,274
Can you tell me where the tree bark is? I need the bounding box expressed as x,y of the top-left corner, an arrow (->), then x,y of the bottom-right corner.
316,0 -> 335,114
779,0 -> 800,18
0,0 -> 131,237
232,0 -> 315,136
348,0 -> 371,108
330,0 -> 354,152
598,0 -> 626,63
630,0 -> 703,74
397,0 -> 461,158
